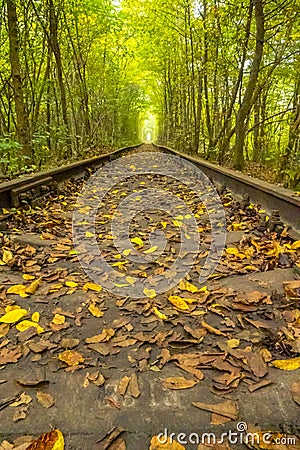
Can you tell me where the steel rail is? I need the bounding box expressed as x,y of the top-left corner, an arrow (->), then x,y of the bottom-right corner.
0,143 -> 299,234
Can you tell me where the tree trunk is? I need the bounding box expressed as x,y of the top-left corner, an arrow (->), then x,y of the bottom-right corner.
7,0 -> 31,156
48,0 -> 69,137
234,0 -> 264,170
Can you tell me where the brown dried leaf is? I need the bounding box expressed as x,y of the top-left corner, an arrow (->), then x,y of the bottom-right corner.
118,376 -> 130,396
201,320 -> 227,337
192,400 -> 238,420
36,391 -> 55,408
162,377 -> 197,390
129,373 -> 140,398
96,426 -> 125,449
0,347 -> 22,364
291,381 -> 300,405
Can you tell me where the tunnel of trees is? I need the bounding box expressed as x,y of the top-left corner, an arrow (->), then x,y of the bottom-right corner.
0,0 -> 299,188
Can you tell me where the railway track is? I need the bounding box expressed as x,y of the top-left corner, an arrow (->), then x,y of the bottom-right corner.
0,143 -> 299,448
0,143 -> 299,236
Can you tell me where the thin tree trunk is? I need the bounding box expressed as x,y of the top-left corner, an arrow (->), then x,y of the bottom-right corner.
7,0 -> 31,156
234,0 -> 264,170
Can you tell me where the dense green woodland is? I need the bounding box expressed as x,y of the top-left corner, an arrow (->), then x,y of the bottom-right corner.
0,0 -> 299,187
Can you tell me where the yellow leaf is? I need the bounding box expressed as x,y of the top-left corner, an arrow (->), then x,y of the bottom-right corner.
131,237 -> 144,247
172,219 -> 182,227
26,429 -> 64,450
178,280 -> 199,293
85,231 -> 94,238
199,285 -> 209,294
144,288 -> 157,298
26,277 -> 42,294
88,304 -> 104,317
16,320 -> 44,334
7,284 -> 29,298
31,312 -> 40,323
58,350 -> 84,366
111,261 -> 127,268
123,248 -> 132,256
125,276 -> 136,285
83,282 -> 102,292
161,221 -> 168,228
2,208 -> 9,214
22,274 -> 35,281
227,338 -> 240,348
52,314 -> 66,325
226,247 -> 239,255
291,240 -> 300,250
0,308 -> 27,324
144,246 -> 158,254
1,249 -> 13,264
232,222 -> 244,231
168,295 -> 189,311
272,357 -> 300,370
65,281 -> 78,287
5,305 -> 21,312
153,306 -> 167,320
150,435 -> 186,449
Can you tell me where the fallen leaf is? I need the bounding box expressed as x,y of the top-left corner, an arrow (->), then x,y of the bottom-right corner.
52,314 -> 65,325
0,323 -> 10,338
65,281 -> 78,288
26,277 -> 42,294
272,357 -> 300,371
58,350 -> 85,366
227,339 -> 240,348
13,406 -> 29,422
61,338 -> 80,349
108,438 -> 126,450
162,377 -> 197,390
290,381 -> 300,405
96,427 -> 125,449
83,282 -> 102,292
26,429 -> 64,450
150,435 -> 186,449
118,376 -> 130,396
0,347 -> 22,364
153,306 -> 167,320
10,392 -> 32,407
88,303 -> 104,317
144,246 -> 158,254
131,237 -> 144,247
16,320 -> 44,334
144,288 -> 157,298
0,249 -> 13,265
168,296 -> 190,311
15,379 -> 49,388
129,373 -> 140,398
86,328 -> 115,343
36,391 -> 55,408
31,312 -> 40,323
178,280 -> 199,293
201,320 -> 226,337
192,400 -> 238,420
0,309 -> 27,324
